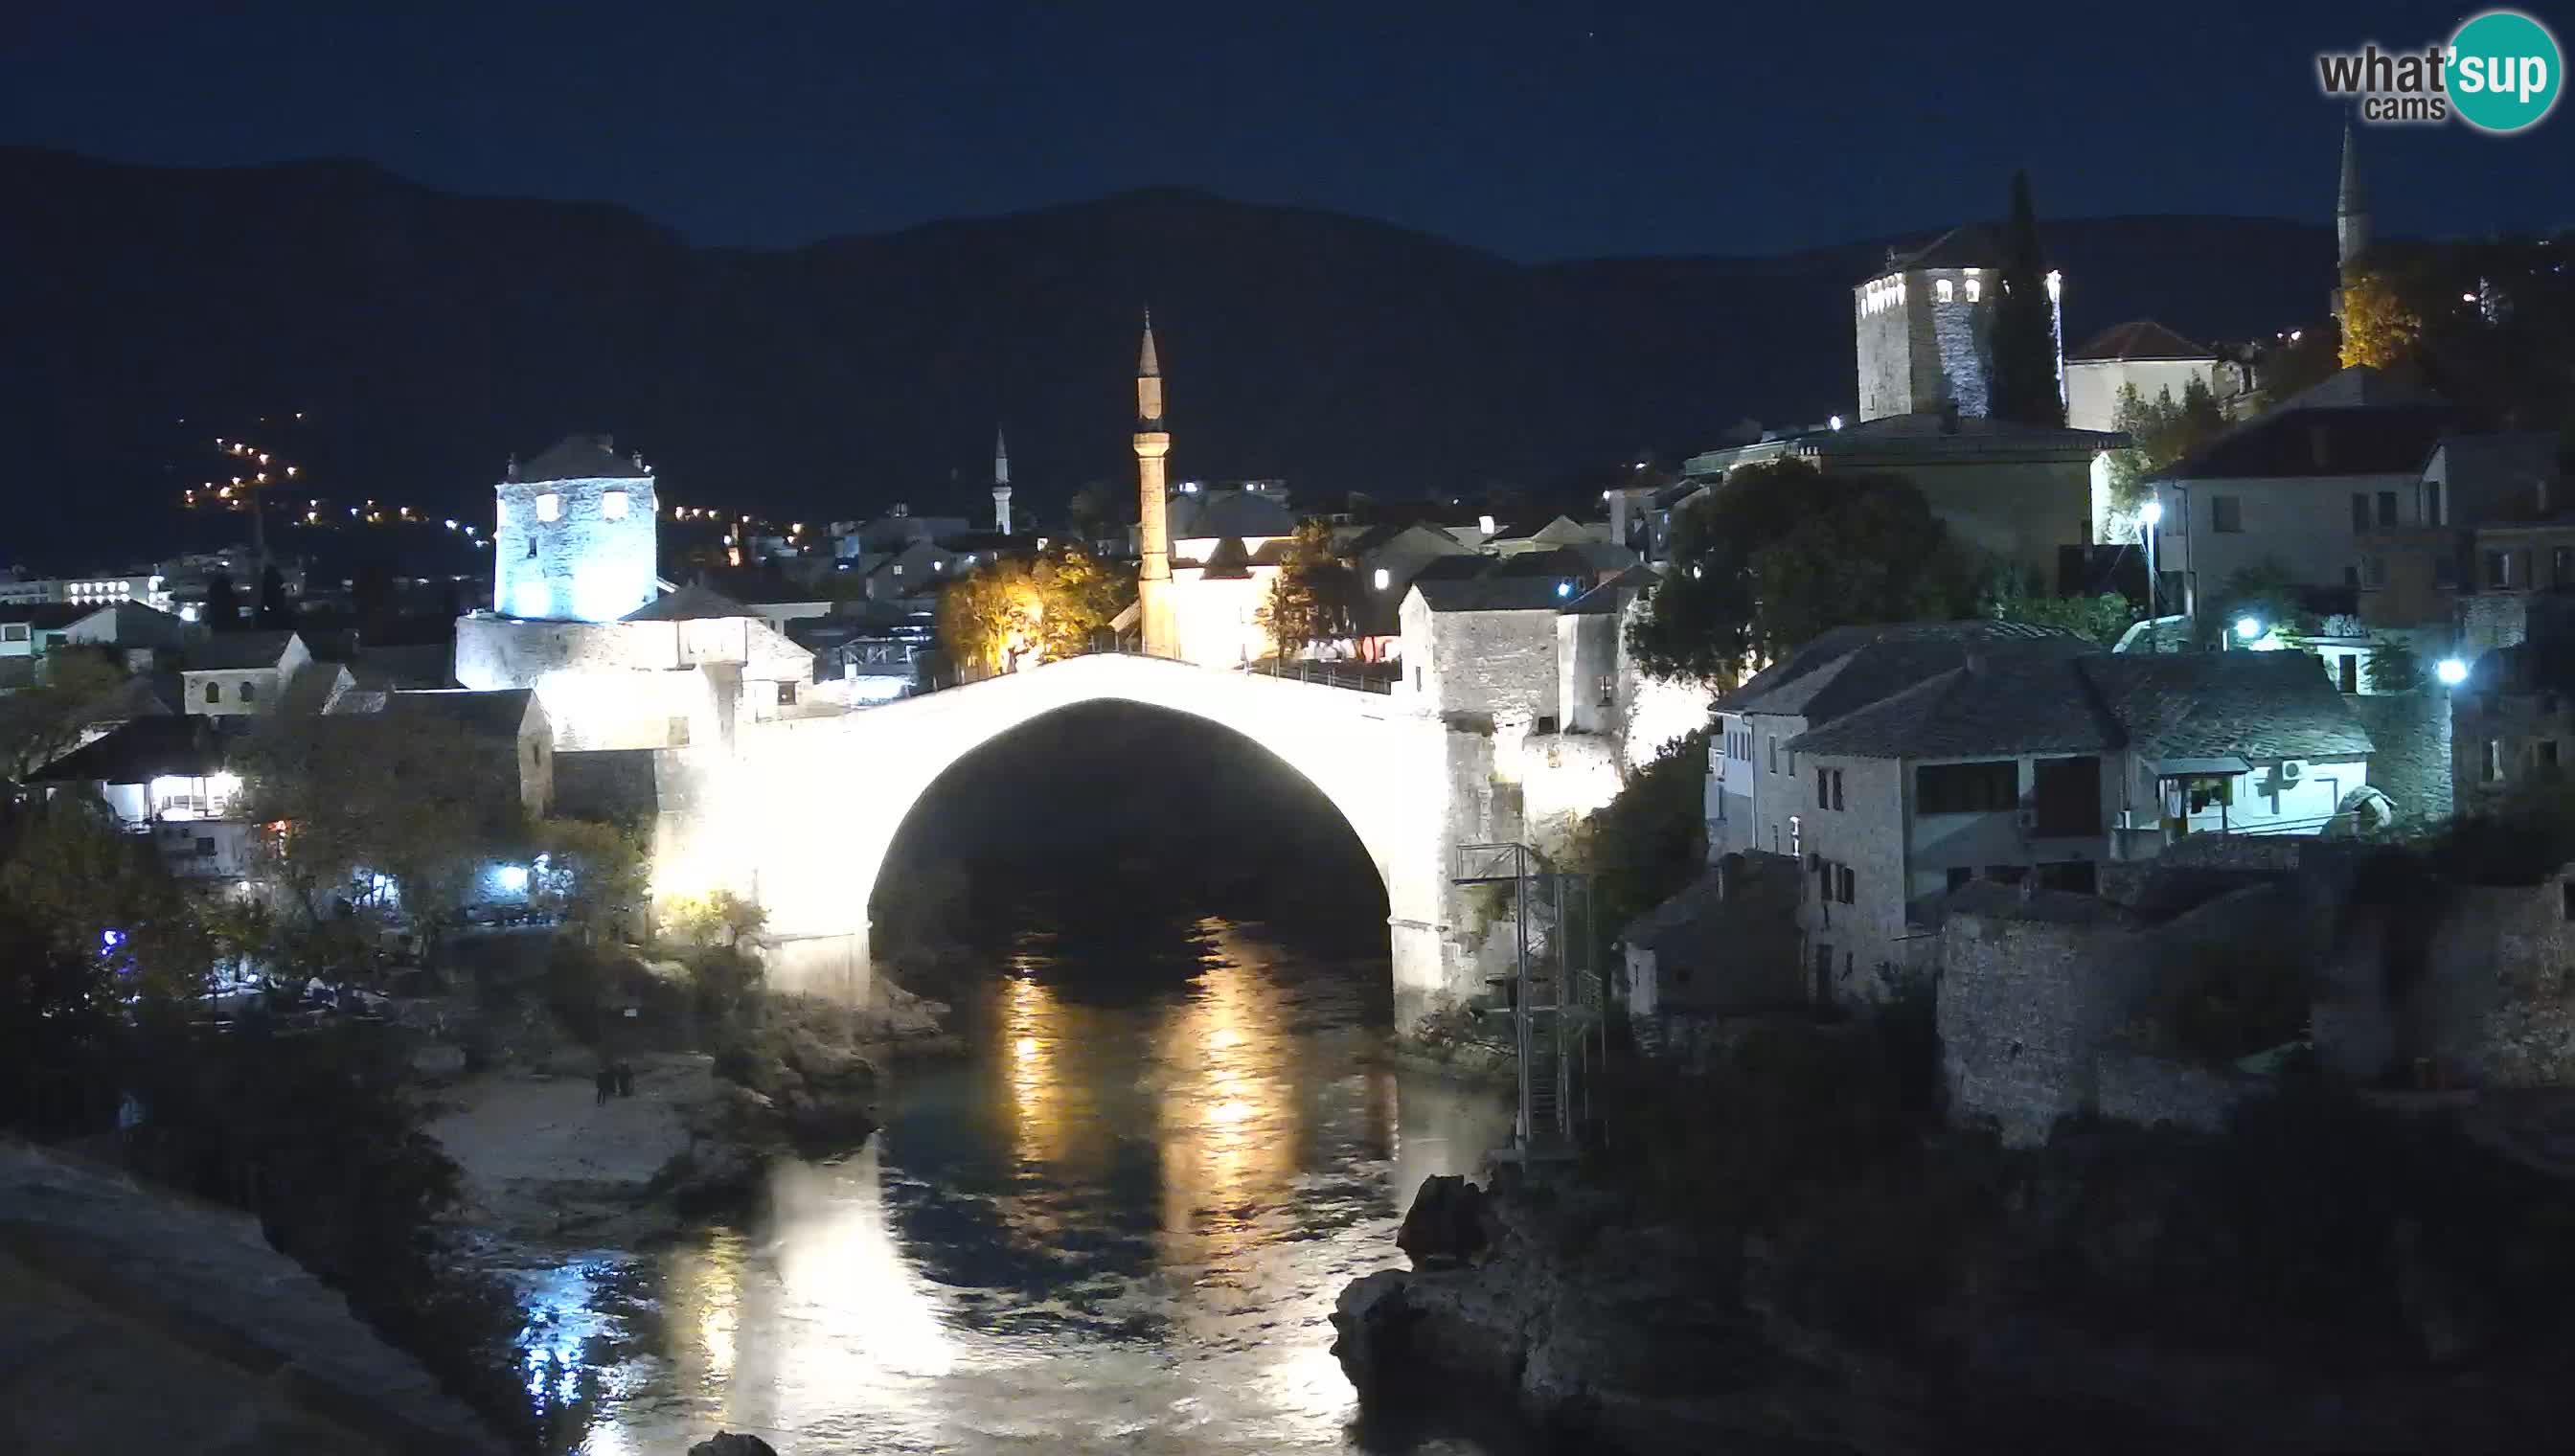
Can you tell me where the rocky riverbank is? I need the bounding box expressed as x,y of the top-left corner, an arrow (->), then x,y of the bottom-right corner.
1334,1130 -> 2575,1456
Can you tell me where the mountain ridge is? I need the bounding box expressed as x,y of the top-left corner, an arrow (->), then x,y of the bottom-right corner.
1,148 -> 2336,565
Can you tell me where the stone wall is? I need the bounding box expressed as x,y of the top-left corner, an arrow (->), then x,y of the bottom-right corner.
1938,894 -> 2153,1146
2349,688 -> 2453,825
494,472 -> 658,624
2416,878 -> 2575,1087
2093,1049 -> 2253,1134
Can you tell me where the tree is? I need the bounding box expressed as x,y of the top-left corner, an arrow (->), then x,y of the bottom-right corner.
936,544 -> 1129,675
0,796 -> 211,1007
2105,377 -> 2227,515
1252,520 -> 1354,660
0,648 -> 126,782
256,563 -> 291,628
201,572 -> 240,631
2340,264 -> 2425,371
2364,636 -> 2425,693
528,818 -> 649,943
1629,461 -> 1975,683
1989,171 -> 2065,428
1988,585 -> 2138,648
233,708 -> 519,931
662,888 -> 766,950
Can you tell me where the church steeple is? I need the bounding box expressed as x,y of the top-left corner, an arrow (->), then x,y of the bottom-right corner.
991,426 -> 1013,535
1132,308 -> 1176,657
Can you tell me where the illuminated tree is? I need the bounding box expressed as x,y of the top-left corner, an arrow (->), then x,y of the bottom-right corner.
2339,266 -> 2424,370
936,545 -> 1129,675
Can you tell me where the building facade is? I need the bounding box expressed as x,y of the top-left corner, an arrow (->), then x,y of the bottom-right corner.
493,435 -> 659,624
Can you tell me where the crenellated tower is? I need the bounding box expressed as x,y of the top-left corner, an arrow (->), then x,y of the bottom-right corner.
1133,310 -> 1178,657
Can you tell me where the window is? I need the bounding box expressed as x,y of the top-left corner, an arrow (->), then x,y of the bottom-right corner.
1916,761 -> 2018,814
526,539 -> 538,559
239,681 -> 256,704
2426,481 -> 2444,526
2377,490 -> 2399,527
2350,493 -> 2370,533
2029,755 -> 2102,835
670,716 -> 692,748
776,681 -> 797,707
2210,495 -> 2243,534
602,489 -> 629,520
1413,667 -> 1424,692
1816,767 -> 1830,809
2482,739 -> 2501,784
1936,279 -> 1954,303
204,681 -> 222,704
1832,769 -> 1844,809
1965,277 -> 1983,303
1836,865 -> 1855,904
535,492 -> 562,522
194,837 -> 216,858
2363,555 -> 2388,587
1768,738 -> 1778,774
2340,654 -> 2359,694
2556,547 -> 2574,586
1,624 -> 25,642
2488,550 -> 2514,588
2541,739 -> 2563,769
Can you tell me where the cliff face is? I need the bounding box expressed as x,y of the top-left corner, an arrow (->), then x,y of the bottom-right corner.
1334,1139 -> 2575,1456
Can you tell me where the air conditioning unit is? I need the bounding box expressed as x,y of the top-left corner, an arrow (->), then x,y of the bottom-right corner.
2280,760 -> 2304,783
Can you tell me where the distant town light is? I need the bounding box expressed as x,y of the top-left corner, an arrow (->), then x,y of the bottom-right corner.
2234,616 -> 2263,641
2139,500 -> 2164,527
2289,330 -> 2304,342
1829,415 -> 1844,431
1374,567 -> 1391,591
1477,514 -> 1496,535
1557,580 -> 1574,599
2436,657 -> 2470,686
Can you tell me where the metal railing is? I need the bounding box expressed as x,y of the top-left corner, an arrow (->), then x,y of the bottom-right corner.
1236,658 -> 1397,694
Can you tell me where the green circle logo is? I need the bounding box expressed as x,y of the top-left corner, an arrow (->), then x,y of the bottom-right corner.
2450,10 -> 2562,133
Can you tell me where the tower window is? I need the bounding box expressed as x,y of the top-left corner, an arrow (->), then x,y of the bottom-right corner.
601,489 -> 629,521
1936,279 -> 1955,304
535,493 -> 562,522
1965,278 -> 1983,303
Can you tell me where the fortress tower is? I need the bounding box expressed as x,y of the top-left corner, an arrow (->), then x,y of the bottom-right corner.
991,426 -> 1014,535
1133,311 -> 1178,658
1853,224 -> 2062,422
492,434 -> 658,623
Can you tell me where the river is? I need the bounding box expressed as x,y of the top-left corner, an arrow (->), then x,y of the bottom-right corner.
515,909 -> 1521,1455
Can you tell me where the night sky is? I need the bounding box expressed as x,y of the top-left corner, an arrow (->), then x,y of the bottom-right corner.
8,0 -> 2567,258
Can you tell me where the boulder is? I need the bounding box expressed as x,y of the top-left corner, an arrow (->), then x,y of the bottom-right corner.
688,1434 -> 779,1456
1329,1269 -> 1416,1401
1396,1173 -> 1488,1267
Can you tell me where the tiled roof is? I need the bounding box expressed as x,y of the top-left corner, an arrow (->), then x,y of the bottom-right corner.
1563,564 -> 1660,616
183,630 -> 300,672
1789,648 -> 2373,763
33,716 -> 227,785
1788,653 -> 2123,758
2069,320 -> 2210,362
1413,578 -> 1570,613
517,434 -> 649,483
379,688 -> 538,741
625,584 -> 753,622
2166,401 -> 2473,481
1720,621 -> 2091,720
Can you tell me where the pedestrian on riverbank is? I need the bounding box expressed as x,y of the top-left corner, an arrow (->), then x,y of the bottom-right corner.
594,1066 -> 614,1105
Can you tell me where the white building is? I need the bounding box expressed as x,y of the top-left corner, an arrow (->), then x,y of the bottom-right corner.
30,717 -> 256,881
494,435 -> 659,624
2062,321 -> 2222,435
179,630 -> 312,717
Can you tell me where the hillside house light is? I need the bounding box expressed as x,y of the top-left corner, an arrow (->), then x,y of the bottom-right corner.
494,864 -> 530,893
1557,580 -> 1574,599
1374,568 -> 1391,590
2139,500 -> 2163,527
2436,657 -> 2470,686
1830,415 -> 1844,430
2235,616 -> 2264,642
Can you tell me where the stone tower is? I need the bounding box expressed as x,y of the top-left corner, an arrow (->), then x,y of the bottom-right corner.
1133,310 -> 1178,658
991,426 -> 1013,535
492,433 -> 658,622
1851,225 -> 2060,422
2334,122 -> 2372,321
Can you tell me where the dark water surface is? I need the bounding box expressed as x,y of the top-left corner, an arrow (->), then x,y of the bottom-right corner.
520,912 -> 1519,1454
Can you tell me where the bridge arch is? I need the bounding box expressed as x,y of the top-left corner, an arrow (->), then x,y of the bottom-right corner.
704,655 -> 1474,1024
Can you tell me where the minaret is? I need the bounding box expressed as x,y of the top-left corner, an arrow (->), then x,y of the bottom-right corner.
2333,122 -> 2371,321
1133,309 -> 1178,658
991,426 -> 1014,535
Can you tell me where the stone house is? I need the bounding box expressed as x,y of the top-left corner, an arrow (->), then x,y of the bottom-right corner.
364,688 -> 555,820
1397,579 -> 1566,729
1786,649 -> 2374,1005
179,630 -> 311,717
2451,627 -> 2575,808
1707,621 -> 2095,869
2356,431 -> 2565,636
1618,851 -> 1805,1028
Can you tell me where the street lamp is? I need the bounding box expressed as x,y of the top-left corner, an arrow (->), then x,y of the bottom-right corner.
2435,657 -> 2469,686
2139,500 -> 2164,649
2234,615 -> 2264,644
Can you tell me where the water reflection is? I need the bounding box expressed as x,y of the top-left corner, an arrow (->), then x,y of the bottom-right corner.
537,914 -> 1515,1454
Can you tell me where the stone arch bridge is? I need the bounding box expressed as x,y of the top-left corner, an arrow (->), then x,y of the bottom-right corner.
679,654 -> 1528,1028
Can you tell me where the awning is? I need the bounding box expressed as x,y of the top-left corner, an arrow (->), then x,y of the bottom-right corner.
2152,755 -> 2251,777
